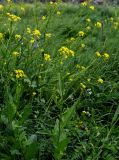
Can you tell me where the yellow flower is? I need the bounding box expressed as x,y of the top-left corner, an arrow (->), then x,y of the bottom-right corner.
80,83 -> 86,89
7,0 -> 12,3
44,53 -> 51,61
0,32 -> 3,40
97,78 -> 104,84
110,17 -> 114,22
45,33 -> 52,38
50,1 -> 53,5
89,5 -> 95,10
42,16 -> 46,20
7,13 -> 21,22
57,11 -> 61,15
15,69 -> 25,78
32,92 -> 37,96
113,22 -> 118,29
103,52 -> 110,60
86,18 -> 91,22
59,46 -> 75,58
0,4 -> 4,10
32,29 -> 41,39
76,65 -> 86,71
70,37 -> 75,41
15,34 -> 21,40
76,64 -> 81,69
27,27 -> 31,34
50,2 -> 57,5
96,51 -> 101,57
86,26 -> 91,30
78,31 -> 85,37
80,44 -> 85,48
60,61 -> 63,65
87,78 -> 91,82
95,22 -> 102,28
30,38 -> 35,44
82,2 -> 87,6
21,7 -> 25,12
12,51 -> 20,56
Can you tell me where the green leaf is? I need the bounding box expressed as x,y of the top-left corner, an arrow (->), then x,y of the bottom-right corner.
52,105 -> 75,160
4,94 -> 17,121
112,105 -> 119,123
24,135 -> 38,160
19,104 -> 32,124
54,131 -> 69,160
61,106 -> 75,128
14,84 -> 23,106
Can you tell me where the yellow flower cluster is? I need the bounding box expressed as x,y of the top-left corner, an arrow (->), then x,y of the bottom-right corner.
42,16 -> 46,20
15,69 -> 25,78
27,28 -> 41,41
86,18 -> 91,22
45,33 -> 52,38
95,51 -> 101,57
32,29 -> 41,39
82,2 -> 87,6
15,34 -> 21,40
113,22 -> 118,29
89,5 -> 95,10
97,78 -> 104,84
76,65 -> 86,71
95,22 -> 102,28
12,51 -> 20,57
0,4 -> 4,10
103,52 -> 110,60
80,83 -> 86,89
7,13 -> 21,22
32,92 -> 37,96
30,39 -> 35,44
57,11 -> 61,15
12,51 -> 20,56
80,43 -> 85,49
96,51 -> 110,60
78,31 -> 85,37
7,0 -> 12,3
44,53 -> 51,61
0,33 -> 3,40
20,7 -> 25,12
50,1 -> 57,5
70,37 -> 75,41
27,27 -> 31,34
86,26 -> 91,31
59,46 -> 75,58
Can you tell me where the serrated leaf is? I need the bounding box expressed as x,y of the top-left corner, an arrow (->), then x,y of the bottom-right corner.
4,94 -> 17,121
61,106 -> 75,128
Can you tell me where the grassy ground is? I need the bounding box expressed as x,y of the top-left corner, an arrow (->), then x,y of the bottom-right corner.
0,1 -> 119,160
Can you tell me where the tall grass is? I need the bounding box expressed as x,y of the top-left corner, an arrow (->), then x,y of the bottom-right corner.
0,1 -> 119,159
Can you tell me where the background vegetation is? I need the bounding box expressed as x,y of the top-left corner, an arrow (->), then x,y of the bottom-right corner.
0,1 -> 119,160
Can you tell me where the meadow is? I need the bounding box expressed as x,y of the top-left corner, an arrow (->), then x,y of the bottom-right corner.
0,1 -> 119,159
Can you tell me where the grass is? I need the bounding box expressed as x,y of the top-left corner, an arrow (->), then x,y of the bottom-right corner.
0,1 -> 119,160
